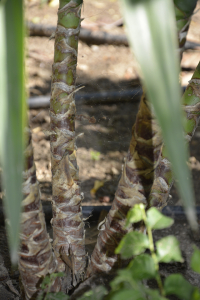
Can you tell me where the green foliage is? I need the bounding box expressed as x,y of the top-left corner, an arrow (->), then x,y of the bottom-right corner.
164,274 -> 195,300
128,254 -> 156,280
156,236 -> 183,263
37,273 -> 67,300
103,206 -> 200,300
146,208 -> 174,230
125,204 -> 144,227
191,246 -> 200,274
77,286 -> 107,300
115,231 -> 149,258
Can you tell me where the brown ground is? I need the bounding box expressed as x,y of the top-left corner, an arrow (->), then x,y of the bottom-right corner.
1,0 -> 200,299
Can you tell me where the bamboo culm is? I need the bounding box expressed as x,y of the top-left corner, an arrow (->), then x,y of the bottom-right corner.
18,129 -> 60,299
50,0 -> 86,289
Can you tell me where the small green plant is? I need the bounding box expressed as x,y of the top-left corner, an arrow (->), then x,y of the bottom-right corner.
90,150 -> 101,161
110,205 -> 200,300
77,204 -> 200,300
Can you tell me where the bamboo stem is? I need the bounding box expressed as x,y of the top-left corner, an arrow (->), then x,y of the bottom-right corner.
50,0 -> 86,288
148,63 -> 200,209
86,93 -> 162,276
18,130 -> 60,299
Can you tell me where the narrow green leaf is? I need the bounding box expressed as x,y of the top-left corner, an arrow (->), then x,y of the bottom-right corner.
191,246 -> 200,274
0,0 -> 26,264
125,204 -> 144,227
128,254 -> 156,280
156,235 -> 183,263
147,208 -> 174,230
174,0 -> 197,17
115,231 -> 149,259
121,0 -> 197,231
164,274 -> 194,300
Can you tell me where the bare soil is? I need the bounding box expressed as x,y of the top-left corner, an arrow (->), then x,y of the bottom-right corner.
1,0 -> 200,298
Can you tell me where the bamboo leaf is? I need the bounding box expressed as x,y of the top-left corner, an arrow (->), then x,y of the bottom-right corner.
121,0 -> 197,230
0,0 -> 26,264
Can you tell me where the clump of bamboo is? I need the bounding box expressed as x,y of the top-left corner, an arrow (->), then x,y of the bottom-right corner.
18,130 -> 60,299
87,93 -> 162,276
86,0 -> 198,276
50,0 -> 86,287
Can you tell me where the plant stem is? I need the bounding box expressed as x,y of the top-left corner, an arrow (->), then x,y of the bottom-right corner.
148,62 -> 200,211
141,207 -> 164,297
19,129 -> 60,299
50,0 -> 86,288
86,93 -> 162,276
147,0 -> 198,210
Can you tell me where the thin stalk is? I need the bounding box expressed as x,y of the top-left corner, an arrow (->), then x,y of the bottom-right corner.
50,0 -> 86,288
141,207 -> 164,297
18,130 -> 60,300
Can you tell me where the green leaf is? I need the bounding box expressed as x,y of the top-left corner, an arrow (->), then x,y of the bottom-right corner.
145,289 -> 168,300
50,272 -> 65,279
191,288 -> 200,300
115,231 -> 149,259
40,275 -> 52,290
0,0 -> 26,264
110,269 -> 136,290
125,204 -> 144,227
164,274 -> 194,300
121,0 -> 197,232
156,235 -> 183,263
147,208 -> 174,230
174,0 -> 197,17
45,292 -> 69,300
77,286 -> 107,300
128,254 -> 156,280
109,289 -> 145,300
191,246 -> 200,274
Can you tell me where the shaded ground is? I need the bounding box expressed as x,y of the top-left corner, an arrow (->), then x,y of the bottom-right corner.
1,0 -> 200,298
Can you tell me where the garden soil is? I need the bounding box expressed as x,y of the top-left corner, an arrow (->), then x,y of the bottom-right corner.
1,0 -> 200,298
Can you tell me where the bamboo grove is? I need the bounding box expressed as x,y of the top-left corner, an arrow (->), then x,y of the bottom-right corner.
1,0 -> 200,298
